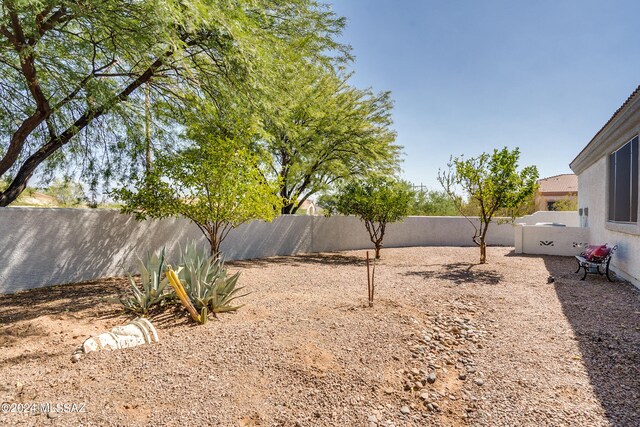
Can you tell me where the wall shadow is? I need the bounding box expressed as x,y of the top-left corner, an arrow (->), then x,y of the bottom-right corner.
0,208 -> 203,293
403,262 -> 503,285
0,277 -> 127,326
540,255 -> 640,426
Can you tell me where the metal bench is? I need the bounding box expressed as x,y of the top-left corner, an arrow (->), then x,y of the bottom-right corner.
574,244 -> 617,281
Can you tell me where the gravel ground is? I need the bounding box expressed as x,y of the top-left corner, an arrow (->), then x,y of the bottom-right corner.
0,246 -> 638,427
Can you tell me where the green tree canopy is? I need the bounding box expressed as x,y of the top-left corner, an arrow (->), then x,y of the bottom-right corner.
336,176 -> 412,259
262,66 -> 401,214
44,178 -> 84,206
438,147 -> 538,263
409,189 -> 459,216
550,196 -> 578,211
114,106 -> 283,257
0,0 -> 347,206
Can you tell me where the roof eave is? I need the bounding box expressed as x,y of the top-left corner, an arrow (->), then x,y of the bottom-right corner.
571,85 -> 640,175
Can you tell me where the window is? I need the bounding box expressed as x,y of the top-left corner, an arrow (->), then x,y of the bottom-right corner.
608,136 -> 638,223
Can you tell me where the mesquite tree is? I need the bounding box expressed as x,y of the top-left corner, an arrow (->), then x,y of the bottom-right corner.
263,67 -> 401,214
0,0 -> 347,206
438,147 -> 538,264
336,177 -> 412,259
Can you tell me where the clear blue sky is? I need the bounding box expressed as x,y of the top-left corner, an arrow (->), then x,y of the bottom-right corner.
329,0 -> 640,189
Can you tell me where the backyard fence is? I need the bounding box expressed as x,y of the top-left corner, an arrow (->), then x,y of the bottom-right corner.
0,208 -> 577,293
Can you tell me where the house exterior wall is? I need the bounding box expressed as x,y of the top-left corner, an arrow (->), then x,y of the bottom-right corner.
578,157 -> 640,286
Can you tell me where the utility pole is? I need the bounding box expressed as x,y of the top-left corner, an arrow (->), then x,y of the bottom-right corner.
145,81 -> 151,175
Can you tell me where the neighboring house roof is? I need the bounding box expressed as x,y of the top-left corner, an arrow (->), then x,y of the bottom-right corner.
570,84 -> 640,174
537,174 -> 578,194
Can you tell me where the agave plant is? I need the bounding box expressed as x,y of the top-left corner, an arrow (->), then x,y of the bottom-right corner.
179,241 -> 247,319
118,248 -> 173,315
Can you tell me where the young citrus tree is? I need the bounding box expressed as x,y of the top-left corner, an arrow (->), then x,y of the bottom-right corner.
438,147 -> 538,264
336,177 -> 412,259
114,118 -> 282,257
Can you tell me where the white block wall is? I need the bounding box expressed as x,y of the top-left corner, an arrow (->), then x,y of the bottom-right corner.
514,225 -> 589,256
0,208 -> 523,293
516,210 -> 580,227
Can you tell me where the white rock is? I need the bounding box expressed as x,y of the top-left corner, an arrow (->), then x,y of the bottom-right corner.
82,318 -> 159,354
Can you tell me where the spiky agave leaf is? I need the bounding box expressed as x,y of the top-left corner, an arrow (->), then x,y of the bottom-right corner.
210,272 -> 249,313
177,241 -> 247,318
116,247 -> 172,315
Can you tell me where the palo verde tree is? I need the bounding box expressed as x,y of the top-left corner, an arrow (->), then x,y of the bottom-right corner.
438,147 -> 538,264
0,0 -> 347,206
114,105 -> 283,257
336,176 -> 412,259
263,66 -> 401,214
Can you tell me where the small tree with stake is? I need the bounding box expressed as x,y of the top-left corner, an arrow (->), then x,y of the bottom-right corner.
336,176 -> 412,259
438,147 -> 538,264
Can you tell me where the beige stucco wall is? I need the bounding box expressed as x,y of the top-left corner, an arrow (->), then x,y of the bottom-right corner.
516,210 -> 580,227
578,157 -> 640,286
514,225 -> 589,256
0,208 -> 520,293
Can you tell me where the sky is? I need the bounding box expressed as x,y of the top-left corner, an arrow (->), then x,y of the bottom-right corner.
329,0 -> 640,189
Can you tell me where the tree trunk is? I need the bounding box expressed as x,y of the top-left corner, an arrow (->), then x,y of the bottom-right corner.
0,51 -> 171,207
281,202 -> 298,215
375,244 -> 381,259
209,232 -> 221,258
479,240 -> 486,264
479,219 -> 489,264
0,183 -> 26,207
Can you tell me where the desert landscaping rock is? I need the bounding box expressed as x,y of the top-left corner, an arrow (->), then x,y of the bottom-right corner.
0,246 -> 639,426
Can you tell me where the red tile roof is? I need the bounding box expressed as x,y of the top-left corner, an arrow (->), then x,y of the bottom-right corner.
537,174 -> 578,194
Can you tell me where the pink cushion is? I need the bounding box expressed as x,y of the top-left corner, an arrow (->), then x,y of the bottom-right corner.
584,244 -> 609,261
582,245 -> 598,259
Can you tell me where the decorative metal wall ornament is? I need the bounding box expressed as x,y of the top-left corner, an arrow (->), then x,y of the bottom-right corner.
540,241 -> 554,246
572,242 -> 588,248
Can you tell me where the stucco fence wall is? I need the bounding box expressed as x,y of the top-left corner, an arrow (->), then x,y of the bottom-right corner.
514,225 -> 589,256
0,207 -> 533,293
515,210 -> 580,227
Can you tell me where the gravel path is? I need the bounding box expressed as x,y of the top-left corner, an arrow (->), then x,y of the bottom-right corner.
1,246 -> 638,426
